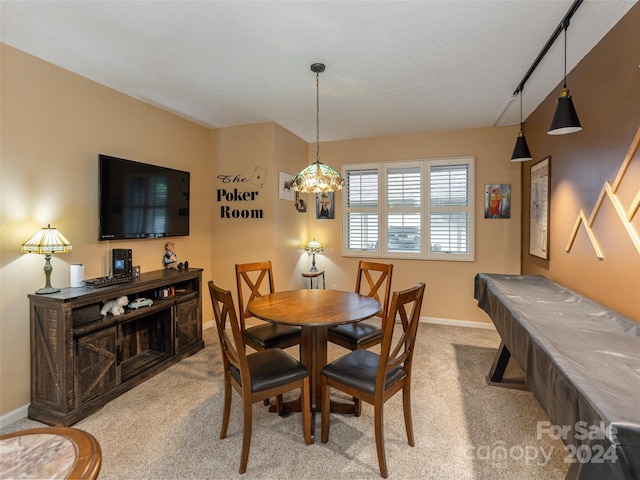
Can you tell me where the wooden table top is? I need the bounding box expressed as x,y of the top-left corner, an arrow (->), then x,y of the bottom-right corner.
0,427 -> 101,480
301,270 -> 324,278
248,289 -> 381,327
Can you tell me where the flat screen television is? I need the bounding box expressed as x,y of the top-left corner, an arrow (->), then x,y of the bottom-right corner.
98,154 -> 190,240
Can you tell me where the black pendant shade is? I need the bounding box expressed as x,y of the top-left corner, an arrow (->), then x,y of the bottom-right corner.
511,89 -> 532,162
511,131 -> 532,162
547,20 -> 582,135
547,88 -> 582,135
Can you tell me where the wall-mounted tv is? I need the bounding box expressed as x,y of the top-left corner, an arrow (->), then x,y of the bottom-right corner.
99,155 -> 190,240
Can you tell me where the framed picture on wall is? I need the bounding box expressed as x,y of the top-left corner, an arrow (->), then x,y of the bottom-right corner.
316,192 -> 334,219
279,172 -> 294,201
484,184 -> 511,218
529,156 -> 550,259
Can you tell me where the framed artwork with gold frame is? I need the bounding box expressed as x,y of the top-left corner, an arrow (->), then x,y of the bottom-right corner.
529,156 -> 550,259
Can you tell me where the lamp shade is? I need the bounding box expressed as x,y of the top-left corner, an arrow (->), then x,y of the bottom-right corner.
304,238 -> 323,272
548,88 -> 582,135
292,162 -> 344,194
21,224 -> 72,295
21,224 -> 73,254
511,131 -> 532,162
305,238 -> 324,254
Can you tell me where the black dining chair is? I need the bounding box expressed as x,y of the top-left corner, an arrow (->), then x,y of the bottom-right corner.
320,282 -> 426,479
208,281 -> 312,474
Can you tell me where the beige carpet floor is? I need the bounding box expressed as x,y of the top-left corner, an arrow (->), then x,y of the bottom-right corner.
2,323 -> 570,479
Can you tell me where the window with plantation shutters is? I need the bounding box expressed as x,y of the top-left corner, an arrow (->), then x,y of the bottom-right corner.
344,167 -> 380,253
384,163 -> 423,256
426,159 -> 474,260
342,157 -> 474,261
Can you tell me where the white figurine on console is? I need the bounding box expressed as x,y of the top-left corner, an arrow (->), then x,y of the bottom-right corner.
101,296 -> 129,316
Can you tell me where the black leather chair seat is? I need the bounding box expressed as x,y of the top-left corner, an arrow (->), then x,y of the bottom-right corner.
244,323 -> 301,349
230,348 -> 309,393
328,323 -> 383,347
321,349 -> 406,395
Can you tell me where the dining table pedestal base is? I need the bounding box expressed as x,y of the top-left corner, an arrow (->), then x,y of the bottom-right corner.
269,325 -> 358,420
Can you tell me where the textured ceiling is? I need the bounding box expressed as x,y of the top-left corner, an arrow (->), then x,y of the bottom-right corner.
0,1 -> 635,142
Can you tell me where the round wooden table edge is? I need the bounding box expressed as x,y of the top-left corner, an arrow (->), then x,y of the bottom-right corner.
0,426 -> 102,480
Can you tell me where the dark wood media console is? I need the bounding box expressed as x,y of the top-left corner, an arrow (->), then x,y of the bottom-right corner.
28,268 -> 204,426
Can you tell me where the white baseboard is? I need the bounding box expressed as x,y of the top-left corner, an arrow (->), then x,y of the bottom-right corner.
0,404 -> 29,429
420,315 -> 496,330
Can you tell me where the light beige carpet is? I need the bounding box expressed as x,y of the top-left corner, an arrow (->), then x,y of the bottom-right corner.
2,323 -> 569,479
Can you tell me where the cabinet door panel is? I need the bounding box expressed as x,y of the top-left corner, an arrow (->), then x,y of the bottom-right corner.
175,298 -> 199,354
75,326 -> 118,405
32,304 -> 67,406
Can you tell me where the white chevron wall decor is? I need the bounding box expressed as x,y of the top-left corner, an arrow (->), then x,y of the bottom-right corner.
566,126 -> 640,259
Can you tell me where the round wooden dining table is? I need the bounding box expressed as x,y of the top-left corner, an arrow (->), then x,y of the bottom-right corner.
248,289 -> 381,415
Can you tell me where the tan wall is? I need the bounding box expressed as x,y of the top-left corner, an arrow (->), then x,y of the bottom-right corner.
303,126 -> 522,323
520,4 -> 640,321
0,45 -> 212,415
209,122 -> 309,312
272,123 -> 316,287
209,122 -> 522,327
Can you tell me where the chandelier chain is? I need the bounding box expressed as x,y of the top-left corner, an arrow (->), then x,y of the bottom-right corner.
289,62 -> 343,193
316,70 -> 320,163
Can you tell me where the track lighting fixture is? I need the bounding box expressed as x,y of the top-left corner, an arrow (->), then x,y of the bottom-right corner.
511,91 -> 533,162
548,23 -> 582,135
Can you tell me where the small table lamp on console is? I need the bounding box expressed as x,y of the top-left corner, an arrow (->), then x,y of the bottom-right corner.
305,238 -> 323,272
21,224 -> 73,294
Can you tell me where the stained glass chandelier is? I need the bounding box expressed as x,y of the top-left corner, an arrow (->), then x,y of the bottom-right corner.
291,63 -> 344,193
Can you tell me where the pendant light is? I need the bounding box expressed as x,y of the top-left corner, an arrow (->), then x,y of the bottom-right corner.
511,90 -> 532,162
291,63 -> 344,193
548,24 -> 582,135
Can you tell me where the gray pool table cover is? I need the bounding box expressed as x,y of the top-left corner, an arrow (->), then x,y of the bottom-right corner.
474,273 -> 640,479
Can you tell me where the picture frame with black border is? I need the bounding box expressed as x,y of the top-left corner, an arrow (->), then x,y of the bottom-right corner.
316,192 -> 334,219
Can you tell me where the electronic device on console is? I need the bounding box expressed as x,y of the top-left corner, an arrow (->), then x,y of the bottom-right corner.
112,248 -> 133,276
84,249 -> 133,288
84,273 -> 132,288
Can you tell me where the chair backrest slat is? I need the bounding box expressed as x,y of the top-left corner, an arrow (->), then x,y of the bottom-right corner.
355,261 -> 393,320
209,281 -> 250,384
235,261 -> 275,331
377,283 -> 426,382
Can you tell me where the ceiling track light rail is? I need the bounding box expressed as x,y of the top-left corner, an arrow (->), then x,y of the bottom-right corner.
512,0 -> 583,98
508,0 -> 583,162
